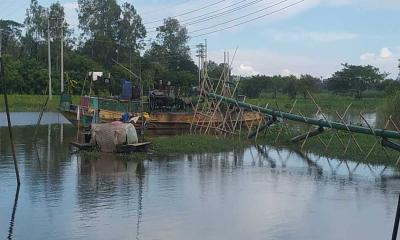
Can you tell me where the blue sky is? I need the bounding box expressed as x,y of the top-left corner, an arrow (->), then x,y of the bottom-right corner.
1,0 -> 399,78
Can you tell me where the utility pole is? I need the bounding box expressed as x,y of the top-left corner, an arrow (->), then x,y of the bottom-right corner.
47,10 -> 52,100
60,18 -> 64,93
397,59 -> 400,82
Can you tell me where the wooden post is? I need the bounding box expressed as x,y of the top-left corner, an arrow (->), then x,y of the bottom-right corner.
1,34 -> 21,185
47,10 -> 52,100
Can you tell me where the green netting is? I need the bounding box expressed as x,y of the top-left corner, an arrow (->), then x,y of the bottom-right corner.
59,94 -> 72,111
97,98 -> 149,113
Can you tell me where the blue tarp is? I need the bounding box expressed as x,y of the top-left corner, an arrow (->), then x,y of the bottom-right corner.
121,80 -> 132,100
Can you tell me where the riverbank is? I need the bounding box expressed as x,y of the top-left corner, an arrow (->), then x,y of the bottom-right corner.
0,95 -> 79,112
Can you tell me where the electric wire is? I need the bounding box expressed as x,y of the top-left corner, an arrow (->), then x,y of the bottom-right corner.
144,0 -> 254,27
190,0 -> 305,38
143,0 -> 226,25
189,0 -> 292,34
146,0 -> 268,33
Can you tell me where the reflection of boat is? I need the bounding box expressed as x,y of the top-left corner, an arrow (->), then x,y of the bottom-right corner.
79,153 -> 143,175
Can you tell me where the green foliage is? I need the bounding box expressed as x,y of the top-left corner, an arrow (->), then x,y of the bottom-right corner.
247,93 -> 384,116
298,74 -> 321,98
326,63 -> 388,98
383,91 -> 400,125
382,79 -> 400,95
239,74 -> 322,99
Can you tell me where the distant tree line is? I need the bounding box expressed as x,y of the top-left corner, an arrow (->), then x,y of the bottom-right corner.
0,0 -> 399,99
240,64 -> 400,99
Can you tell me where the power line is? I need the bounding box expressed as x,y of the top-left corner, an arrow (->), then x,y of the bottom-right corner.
182,0 -> 266,25
189,0 -> 292,34
146,0 -> 268,33
145,0 -> 253,27
138,0 -> 195,17
190,0 -> 305,38
143,0 -> 226,25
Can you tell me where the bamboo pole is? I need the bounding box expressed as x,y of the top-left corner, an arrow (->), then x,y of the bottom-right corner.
1,36 -> 21,185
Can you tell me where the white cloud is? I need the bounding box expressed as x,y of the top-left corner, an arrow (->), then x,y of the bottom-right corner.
360,47 -> 399,77
360,52 -> 375,61
281,69 -> 293,77
379,47 -> 393,59
272,31 -> 358,42
237,64 -> 259,76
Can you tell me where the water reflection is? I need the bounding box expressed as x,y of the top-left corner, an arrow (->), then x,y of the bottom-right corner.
1,119 -> 400,239
314,112 -> 379,128
7,185 -> 19,240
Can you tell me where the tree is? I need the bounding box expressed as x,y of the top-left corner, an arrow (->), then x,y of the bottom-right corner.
284,76 -> 298,99
298,74 -> 321,99
0,20 -> 23,55
78,0 -> 121,67
23,0 -> 47,59
118,3 -> 146,51
326,64 -> 388,98
145,18 -> 197,89
147,18 -> 191,70
207,61 -> 226,79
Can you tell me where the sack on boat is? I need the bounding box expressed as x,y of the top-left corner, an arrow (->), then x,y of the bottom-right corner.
91,123 -> 138,153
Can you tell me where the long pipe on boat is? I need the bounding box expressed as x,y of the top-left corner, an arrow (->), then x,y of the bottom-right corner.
207,92 -> 400,140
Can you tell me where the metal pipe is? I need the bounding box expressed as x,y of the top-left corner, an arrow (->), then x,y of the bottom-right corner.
207,92 -> 400,140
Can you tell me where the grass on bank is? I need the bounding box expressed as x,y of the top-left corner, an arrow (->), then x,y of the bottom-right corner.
247,93 -> 385,116
0,95 -> 80,112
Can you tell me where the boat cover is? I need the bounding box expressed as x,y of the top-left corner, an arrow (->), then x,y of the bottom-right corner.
90,122 -> 138,153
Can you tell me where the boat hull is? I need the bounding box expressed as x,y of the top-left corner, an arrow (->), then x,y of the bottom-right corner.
59,105 -> 263,133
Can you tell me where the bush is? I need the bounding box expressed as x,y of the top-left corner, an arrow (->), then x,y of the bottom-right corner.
383,91 -> 400,125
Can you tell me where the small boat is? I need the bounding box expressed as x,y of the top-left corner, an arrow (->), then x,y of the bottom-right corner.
70,122 -> 151,153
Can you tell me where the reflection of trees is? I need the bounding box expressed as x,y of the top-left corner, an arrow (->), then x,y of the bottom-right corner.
0,124 -> 75,205
27,125 -> 74,205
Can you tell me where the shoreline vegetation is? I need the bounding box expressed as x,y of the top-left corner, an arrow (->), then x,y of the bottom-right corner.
0,95 -> 80,112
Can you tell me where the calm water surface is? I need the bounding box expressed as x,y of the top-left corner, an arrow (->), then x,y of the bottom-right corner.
1,113 -> 400,240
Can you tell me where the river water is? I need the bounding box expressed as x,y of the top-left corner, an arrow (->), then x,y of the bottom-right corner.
1,113 -> 400,240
